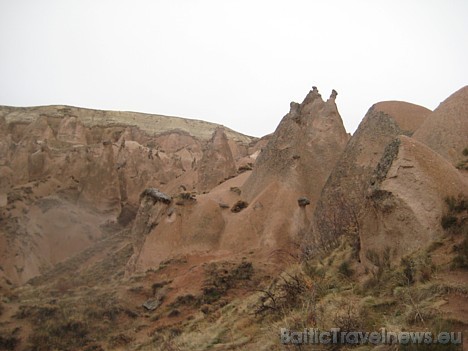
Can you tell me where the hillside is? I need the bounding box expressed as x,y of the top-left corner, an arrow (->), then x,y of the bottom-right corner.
0,87 -> 467,351
0,105 -> 253,143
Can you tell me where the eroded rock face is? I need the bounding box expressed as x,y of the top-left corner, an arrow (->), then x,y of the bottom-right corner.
125,88 -> 351,274
360,135 -> 468,265
77,141 -> 121,214
243,87 -> 349,207
0,105 -> 256,285
127,191 -> 226,275
57,115 -> 88,144
2,87 -> 465,288
217,88 -> 350,253
197,127 -> 237,193
414,85 -> 468,166
126,189 -> 173,275
310,101 -> 430,249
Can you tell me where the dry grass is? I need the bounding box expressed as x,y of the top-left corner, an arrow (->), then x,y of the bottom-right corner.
3,219 -> 466,351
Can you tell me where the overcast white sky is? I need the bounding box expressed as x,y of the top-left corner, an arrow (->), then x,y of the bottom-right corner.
0,1 -> 467,137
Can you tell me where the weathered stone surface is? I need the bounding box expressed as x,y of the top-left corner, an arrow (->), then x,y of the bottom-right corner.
414,85 -> 468,166
310,101 -> 430,250
360,136 -> 468,265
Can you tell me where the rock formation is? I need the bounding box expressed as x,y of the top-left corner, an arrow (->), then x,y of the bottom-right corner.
243,87 -> 349,206
197,127 -> 237,193
0,87 -> 467,351
215,87 -> 349,256
125,87 -> 351,274
0,105 -> 256,285
414,85 -> 468,166
310,101 -> 431,250
360,135 -> 468,265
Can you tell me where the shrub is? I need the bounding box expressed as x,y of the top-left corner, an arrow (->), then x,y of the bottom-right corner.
445,196 -> 467,213
255,272 -> 309,315
338,261 -> 354,277
401,257 -> 416,285
201,261 -> 254,305
0,335 -> 19,350
178,192 -> 196,201
451,233 -> 468,270
170,294 -> 197,308
441,215 -> 457,229
109,333 -> 134,347
456,160 -> 468,170
231,200 -> 248,213
229,187 -> 241,195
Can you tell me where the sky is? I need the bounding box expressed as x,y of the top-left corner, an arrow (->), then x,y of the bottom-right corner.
0,0 -> 467,137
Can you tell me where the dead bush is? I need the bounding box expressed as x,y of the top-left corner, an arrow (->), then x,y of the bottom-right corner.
255,272 -> 310,316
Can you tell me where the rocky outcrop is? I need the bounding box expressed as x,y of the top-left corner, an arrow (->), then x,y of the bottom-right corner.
216,88 -> 350,254
311,101 -> 430,249
77,141 -> 121,214
126,188 -> 173,274
243,87 -> 349,207
141,188 -> 172,204
197,127 -> 237,193
360,135 -> 468,265
414,86 -> 468,166
127,189 -> 226,274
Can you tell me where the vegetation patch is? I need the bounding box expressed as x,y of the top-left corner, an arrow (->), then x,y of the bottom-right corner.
200,261 -> 254,305
231,200 -> 248,213
0,334 -> 19,351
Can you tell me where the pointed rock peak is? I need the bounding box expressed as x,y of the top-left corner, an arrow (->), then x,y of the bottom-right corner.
289,102 -> 300,113
301,85 -> 323,106
198,125 -> 237,192
289,102 -> 301,119
242,86 -> 349,202
329,89 -> 338,100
